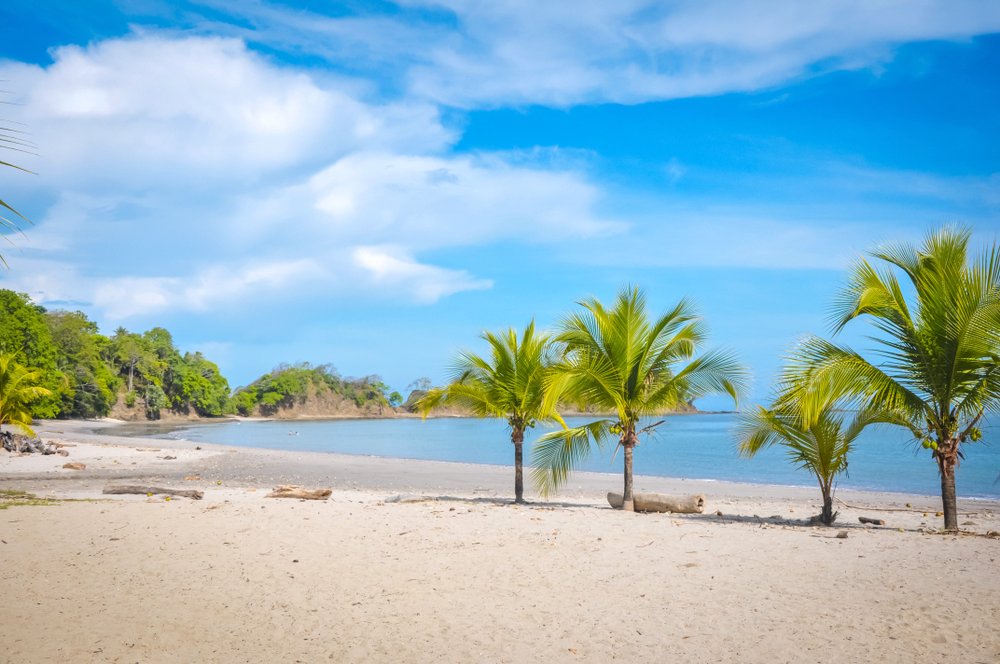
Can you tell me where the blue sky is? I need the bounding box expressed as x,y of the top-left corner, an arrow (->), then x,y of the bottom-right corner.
1,1 -> 999,405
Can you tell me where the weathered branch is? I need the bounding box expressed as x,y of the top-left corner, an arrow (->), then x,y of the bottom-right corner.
103,485 -> 204,499
266,485 -> 332,500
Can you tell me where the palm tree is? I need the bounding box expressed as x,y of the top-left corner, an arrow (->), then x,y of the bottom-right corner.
738,360 -> 903,525
532,286 -> 747,511
793,226 -> 1000,531
418,321 -> 562,503
0,353 -> 51,436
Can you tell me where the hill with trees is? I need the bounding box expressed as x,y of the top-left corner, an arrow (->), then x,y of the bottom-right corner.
229,363 -> 401,418
0,289 -> 402,421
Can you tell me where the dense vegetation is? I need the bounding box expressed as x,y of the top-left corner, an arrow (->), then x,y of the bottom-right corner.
0,290 -> 398,420
229,363 -> 400,416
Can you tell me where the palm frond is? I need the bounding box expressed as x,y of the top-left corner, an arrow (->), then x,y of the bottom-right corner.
531,419 -> 614,496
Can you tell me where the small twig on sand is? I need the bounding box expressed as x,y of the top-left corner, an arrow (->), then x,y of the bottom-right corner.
835,497 -> 978,515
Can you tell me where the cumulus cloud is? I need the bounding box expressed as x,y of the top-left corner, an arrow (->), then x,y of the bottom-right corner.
298,151 -> 621,249
0,33 -> 621,317
2,35 -> 453,191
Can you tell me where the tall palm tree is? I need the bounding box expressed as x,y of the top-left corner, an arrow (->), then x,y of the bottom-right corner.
0,353 -> 51,436
532,286 -> 747,511
792,226 -> 1000,531
738,360 -> 904,525
418,321 -> 562,503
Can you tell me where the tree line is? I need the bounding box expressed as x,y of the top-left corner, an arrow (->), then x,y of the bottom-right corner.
0,290 -> 397,419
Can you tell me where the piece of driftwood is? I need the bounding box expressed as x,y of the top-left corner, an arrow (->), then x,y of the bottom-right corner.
63,462 -> 86,470
103,485 -> 204,500
266,485 -> 332,500
859,516 -> 886,526
607,492 -> 705,514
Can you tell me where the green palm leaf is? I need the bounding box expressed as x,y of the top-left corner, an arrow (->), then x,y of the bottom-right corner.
0,353 -> 52,436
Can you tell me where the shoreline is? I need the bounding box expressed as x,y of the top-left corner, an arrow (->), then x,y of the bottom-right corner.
33,418 -> 1000,504
1,419 -> 994,514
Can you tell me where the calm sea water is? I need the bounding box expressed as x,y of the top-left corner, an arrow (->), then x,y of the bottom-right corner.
120,414 -> 1000,499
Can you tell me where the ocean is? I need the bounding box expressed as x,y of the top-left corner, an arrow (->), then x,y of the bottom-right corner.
117,413 -> 1000,499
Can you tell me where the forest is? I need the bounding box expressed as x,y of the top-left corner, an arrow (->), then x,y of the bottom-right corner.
0,289 -> 397,419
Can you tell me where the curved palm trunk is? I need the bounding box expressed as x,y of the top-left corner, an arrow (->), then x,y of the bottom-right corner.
512,428 -> 525,504
937,441 -> 959,531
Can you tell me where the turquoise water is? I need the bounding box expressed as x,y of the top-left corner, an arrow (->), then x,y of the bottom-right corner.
142,414 -> 1000,499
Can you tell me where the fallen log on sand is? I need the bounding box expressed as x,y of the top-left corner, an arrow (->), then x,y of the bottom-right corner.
266,485 -> 332,500
607,492 -> 705,514
103,485 -> 204,500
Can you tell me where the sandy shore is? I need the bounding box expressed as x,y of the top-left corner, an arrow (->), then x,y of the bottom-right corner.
2,420 -> 999,663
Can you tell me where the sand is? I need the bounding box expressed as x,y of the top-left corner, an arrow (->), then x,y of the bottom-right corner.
1,420 -> 999,663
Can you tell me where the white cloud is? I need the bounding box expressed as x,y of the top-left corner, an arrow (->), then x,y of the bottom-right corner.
2,35 -> 453,191
0,33 -> 621,317
192,0 -> 1000,107
296,151 -> 621,250
352,245 -> 492,303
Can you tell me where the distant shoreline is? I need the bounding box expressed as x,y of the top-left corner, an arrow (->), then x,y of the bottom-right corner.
22,418 -> 998,504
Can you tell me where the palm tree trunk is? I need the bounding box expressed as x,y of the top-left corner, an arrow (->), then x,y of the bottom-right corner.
937,447 -> 959,531
821,488 -> 834,525
622,443 -> 635,512
513,428 -> 525,504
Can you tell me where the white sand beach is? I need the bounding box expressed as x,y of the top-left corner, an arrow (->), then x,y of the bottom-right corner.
1,420 -> 999,663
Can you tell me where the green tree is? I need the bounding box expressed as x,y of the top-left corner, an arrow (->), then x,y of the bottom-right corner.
737,359 -> 903,525
0,353 -> 51,436
109,327 -> 148,395
168,352 -> 230,417
791,227 -> 1000,531
45,310 -> 118,418
419,321 -> 562,503
533,287 -> 747,511
367,378 -> 391,415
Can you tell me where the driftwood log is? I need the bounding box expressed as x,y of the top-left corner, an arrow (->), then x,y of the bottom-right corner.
266,485 -> 332,500
607,492 -> 705,514
103,485 -> 204,500
858,516 -> 886,526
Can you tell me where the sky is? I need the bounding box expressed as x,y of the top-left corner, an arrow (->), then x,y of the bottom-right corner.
1,1 -> 998,405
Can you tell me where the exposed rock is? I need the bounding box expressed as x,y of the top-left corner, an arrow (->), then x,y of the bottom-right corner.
2,431 -> 59,455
